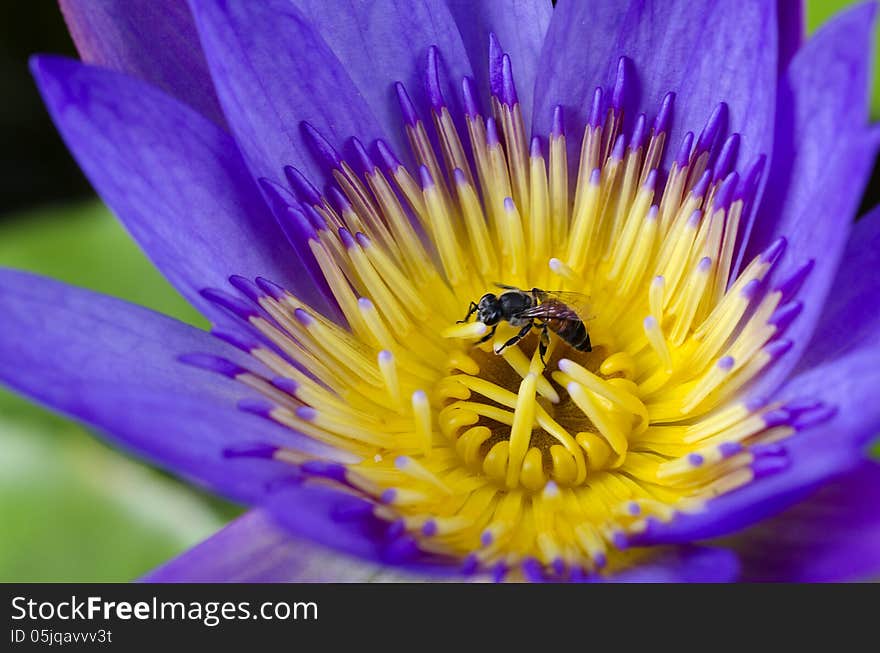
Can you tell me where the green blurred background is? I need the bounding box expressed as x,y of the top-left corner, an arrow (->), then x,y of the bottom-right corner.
0,1 -> 878,581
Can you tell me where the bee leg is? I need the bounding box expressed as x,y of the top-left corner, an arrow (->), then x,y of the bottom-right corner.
539,323 -> 551,365
477,324 -> 497,344
457,302 -> 479,324
495,322 -> 532,354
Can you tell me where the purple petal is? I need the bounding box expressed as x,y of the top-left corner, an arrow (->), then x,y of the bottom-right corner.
795,205 -> 880,371
745,3 -> 878,396
724,461 -> 880,582
143,508 -> 437,582
631,338 -> 880,545
777,0 -> 804,74
534,0 -> 777,173
188,0 -> 383,187
260,481 -> 743,582
262,483 -> 463,575
289,0 -> 474,163
0,270 -> 334,502
602,546 -> 739,583
147,496 -> 739,583
59,0 -> 225,125
444,0 -> 551,127
30,56 -> 331,320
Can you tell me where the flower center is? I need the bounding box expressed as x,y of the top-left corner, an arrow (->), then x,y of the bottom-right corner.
441,338 -> 617,488
187,45 -> 826,579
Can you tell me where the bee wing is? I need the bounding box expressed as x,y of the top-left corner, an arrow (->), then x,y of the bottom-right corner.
516,298 -> 584,321
490,285 -> 594,320
539,291 -> 595,321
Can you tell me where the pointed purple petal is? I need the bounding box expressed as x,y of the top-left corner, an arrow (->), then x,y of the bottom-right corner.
534,0 -> 777,174
188,0 -> 384,187
444,0 -> 551,127
746,4 -> 878,396
30,56 -> 331,321
0,270 -> 334,502
59,0 -> 225,125
794,205 -> 880,371
143,509 -> 426,582
289,0 -> 473,163
726,461 -> 880,581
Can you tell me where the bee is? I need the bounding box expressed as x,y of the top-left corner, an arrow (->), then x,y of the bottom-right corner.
459,284 -> 592,364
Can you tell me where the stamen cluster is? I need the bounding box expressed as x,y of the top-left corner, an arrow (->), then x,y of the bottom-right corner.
189,47 -> 822,578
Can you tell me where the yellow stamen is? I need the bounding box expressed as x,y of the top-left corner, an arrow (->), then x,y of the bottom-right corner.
505,373 -> 539,489
201,70 -> 801,579
412,390 -> 433,457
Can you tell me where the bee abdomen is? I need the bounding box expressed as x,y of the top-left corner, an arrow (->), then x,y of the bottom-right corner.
555,320 -> 592,352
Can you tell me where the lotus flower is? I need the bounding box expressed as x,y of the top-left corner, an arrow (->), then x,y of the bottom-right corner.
3,0 -> 879,582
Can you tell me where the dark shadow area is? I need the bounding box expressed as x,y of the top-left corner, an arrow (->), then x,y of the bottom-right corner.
858,154 -> 880,218
0,2 -> 92,216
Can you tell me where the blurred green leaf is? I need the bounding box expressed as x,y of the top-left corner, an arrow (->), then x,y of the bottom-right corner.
806,0 -> 880,119
0,414 -> 225,581
0,200 -> 231,581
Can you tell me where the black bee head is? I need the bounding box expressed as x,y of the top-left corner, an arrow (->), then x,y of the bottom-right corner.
477,293 -> 501,325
